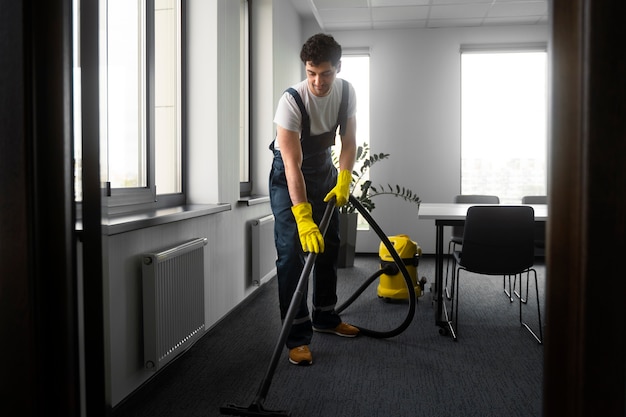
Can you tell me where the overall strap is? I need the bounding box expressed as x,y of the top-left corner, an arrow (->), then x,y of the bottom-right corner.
281,81 -> 350,158
285,87 -> 310,139
286,80 -> 349,138
337,79 -> 350,136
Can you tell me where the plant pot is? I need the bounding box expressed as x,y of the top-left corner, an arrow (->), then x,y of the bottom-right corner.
337,212 -> 358,268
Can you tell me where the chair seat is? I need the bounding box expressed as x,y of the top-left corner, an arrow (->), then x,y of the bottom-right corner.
454,250 -> 533,276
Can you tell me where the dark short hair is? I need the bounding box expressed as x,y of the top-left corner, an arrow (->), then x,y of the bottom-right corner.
300,33 -> 342,67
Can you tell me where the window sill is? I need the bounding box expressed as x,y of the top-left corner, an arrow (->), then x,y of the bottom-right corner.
77,204 -> 232,236
238,195 -> 270,206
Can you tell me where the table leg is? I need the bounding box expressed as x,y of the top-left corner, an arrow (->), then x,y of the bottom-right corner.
434,223 -> 443,323
435,221 -> 457,339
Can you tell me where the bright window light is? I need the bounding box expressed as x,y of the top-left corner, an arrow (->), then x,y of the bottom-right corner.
461,51 -> 547,203
338,54 -> 370,228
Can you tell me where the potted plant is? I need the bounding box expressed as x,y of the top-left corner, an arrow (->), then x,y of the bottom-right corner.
332,143 -> 421,267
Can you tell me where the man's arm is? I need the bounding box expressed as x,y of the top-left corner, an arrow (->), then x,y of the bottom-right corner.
276,125 -> 307,205
338,116 -> 357,173
277,125 -> 326,253
323,115 -> 357,208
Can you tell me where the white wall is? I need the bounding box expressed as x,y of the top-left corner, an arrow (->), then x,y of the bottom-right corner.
297,25 -> 549,253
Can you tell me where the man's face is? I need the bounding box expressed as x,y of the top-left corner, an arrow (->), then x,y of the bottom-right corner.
305,60 -> 340,97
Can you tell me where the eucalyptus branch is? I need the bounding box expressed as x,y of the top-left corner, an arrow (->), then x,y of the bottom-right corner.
369,185 -> 422,206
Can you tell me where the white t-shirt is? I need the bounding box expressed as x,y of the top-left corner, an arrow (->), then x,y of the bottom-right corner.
273,78 -> 357,150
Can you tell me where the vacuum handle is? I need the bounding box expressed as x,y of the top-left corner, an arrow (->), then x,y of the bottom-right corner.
254,198 -> 335,405
317,196 -> 335,237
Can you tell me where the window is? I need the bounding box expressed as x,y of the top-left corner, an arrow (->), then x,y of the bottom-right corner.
103,0 -> 148,192
154,0 -> 183,196
461,48 -> 547,203
73,0 -> 184,209
72,0 -> 82,202
239,0 -> 251,196
339,54 -> 370,150
337,53 -> 370,228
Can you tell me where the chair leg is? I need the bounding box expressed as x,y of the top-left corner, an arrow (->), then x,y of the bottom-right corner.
514,270 -> 529,304
452,267 -> 461,341
449,255 -> 457,307
503,275 -> 514,302
519,269 -> 543,344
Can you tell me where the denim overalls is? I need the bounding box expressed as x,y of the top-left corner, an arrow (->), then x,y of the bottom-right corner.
269,80 -> 349,349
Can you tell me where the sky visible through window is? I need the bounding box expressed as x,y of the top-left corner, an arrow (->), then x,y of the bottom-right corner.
338,55 -> 371,228
461,51 -> 547,203
339,55 -> 370,151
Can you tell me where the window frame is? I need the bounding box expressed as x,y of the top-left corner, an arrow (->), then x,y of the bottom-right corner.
239,0 -> 251,197
101,0 -> 186,213
459,43 -> 548,204
336,52 -> 371,229
155,0 -> 186,208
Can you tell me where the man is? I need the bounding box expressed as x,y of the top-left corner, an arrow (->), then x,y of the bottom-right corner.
269,33 -> 359,366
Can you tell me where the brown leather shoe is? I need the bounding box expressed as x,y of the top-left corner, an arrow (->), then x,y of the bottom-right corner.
289,345 -> 312,366
313,322 -> 360,337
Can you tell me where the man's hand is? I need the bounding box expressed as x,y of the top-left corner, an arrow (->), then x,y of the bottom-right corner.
324,169 -> 352,207
291,202 -> 324,253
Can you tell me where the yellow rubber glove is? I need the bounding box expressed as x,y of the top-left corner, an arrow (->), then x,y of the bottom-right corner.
291,202 -> 325,253
324,169 -> 352,207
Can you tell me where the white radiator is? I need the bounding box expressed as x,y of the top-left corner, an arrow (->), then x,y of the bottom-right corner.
251,214 -> 277,286
141,237 -> 207,371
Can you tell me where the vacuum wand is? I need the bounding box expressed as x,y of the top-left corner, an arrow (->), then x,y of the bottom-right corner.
220,198 -> 336,417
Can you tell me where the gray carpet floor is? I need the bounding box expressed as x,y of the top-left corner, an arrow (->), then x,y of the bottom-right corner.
113,255 -> 545,417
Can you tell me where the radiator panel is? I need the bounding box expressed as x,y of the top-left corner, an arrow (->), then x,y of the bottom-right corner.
251,214 -> 277,286
142,237 -> 207,371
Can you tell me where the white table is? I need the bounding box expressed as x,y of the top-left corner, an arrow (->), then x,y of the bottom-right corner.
418,203 -> 548,338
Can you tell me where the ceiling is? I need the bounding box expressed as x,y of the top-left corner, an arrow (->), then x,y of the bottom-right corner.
289,0 -> 549,31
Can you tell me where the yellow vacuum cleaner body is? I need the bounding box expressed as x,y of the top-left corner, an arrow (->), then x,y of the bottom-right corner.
378,234 -> 422,300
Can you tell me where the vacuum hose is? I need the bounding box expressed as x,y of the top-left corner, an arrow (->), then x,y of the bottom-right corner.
335,195 -> 417,339
220,196 -> 416,416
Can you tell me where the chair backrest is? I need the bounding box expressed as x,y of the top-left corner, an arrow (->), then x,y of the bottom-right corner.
521,195 -> 547,204
459,205 -> 535,275
451,195 -> 500,239
521,195 -> 547,249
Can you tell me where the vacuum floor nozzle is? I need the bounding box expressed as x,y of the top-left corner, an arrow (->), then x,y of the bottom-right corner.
220,403 -> 290,417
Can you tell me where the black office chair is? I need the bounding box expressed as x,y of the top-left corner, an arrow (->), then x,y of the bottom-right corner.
520,195 -> 547,204
451,205 -> 543,344
444,194 -> 500,300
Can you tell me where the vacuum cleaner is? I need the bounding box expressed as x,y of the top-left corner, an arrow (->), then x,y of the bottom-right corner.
377,235 -> 423,301
220,195 -> 417,416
